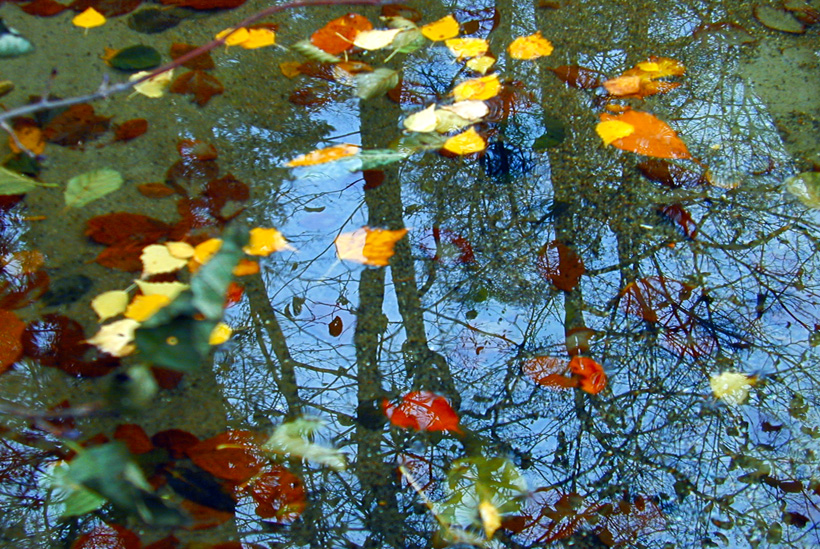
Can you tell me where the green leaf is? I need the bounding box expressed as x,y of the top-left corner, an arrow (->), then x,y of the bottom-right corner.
785,171 -> 820,208
135,297 -> 215,372
0,165 -> 38,195
109,45 -> 162,71
263,416 -> 347,471
355,149 -> 410,171
391,28 -> 425,54
65,168 -> 123,208
532,115 -> 566,151
290,39 -> 341,63
46,462 -> 106,517
355,68 -> 399,100
397,132 -> 448,153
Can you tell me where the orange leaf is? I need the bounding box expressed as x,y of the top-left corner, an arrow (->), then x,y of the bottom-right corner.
604,56 -> 685,98
335,226 -> 408,266
521,356 -> 577,389
286,144 -> 360,167
0,309 -> 25,374
311,13 -> 373,55
598,110 -> 691,159
535,240 -> 585,292
247,465 -> 306,523
186,430 -> 264,482
507,31 -> 553,60
113,423 -> 154,454
382,391 -> 462,433
568,356 -> 607,394
8,125 -> 45,155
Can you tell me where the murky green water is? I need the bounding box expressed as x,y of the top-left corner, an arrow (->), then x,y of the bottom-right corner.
1,0 -> 819,547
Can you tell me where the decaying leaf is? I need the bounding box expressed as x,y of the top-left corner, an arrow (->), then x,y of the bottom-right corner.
86,319 -> 139,357
286,144 -> 360,167
355,67 -> 400,100
507,31 -> 553,60
335,226 -> 408,266
169,70 -> 224,106
0,309 -> 25,374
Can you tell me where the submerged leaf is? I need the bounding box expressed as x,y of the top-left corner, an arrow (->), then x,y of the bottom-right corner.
382,391 -> 462,433
785,171 -> 820,208
64,168 -> 123,208
169,70 -> 224,106
0,166 -> 39,195
355,67 -> 400,100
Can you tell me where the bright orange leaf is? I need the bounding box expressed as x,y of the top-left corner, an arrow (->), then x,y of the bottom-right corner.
247,465 -> 306,523
382,391 -> 462,433
568,356 -> 607,394
598,110 -> 691,159
311,13 -> 373,55
442,127 -> 486,155
286,144 -> 360,167
8,125 -> 45,155
186,430 -> 264,482
507,31 -> 553,60
335,226 -> 408,266
535,240 -> 585,292
521,356 -> 578,389
453,74 -> 501,101
421,14 -> 460,41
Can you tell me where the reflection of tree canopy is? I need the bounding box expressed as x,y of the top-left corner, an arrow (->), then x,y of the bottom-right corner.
2,0 -> 819,547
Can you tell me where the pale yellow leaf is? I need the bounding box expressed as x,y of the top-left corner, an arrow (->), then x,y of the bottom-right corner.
434,110 -> 472,133
135,280 -> 189,300
141,244 -> 188,275
86,319 -> 139,357
125,294 -> 171,322
479,500 -> 501,539
440,100 -> 488,121
595,120 -> 635,146
165,241 -> 195,259
130,70 -> 174,99
452,74 -> 501,101
353,28 -> 403,50
445,37 -> 489,60
91,290 -> 129,321
710,371 -> 755,405
243,227 -> 293,256
420,15 -> 459,41
209,322 -> 233,345
442,127 -> 486,155
466,55 -> 496,74
403,104 -> 438,133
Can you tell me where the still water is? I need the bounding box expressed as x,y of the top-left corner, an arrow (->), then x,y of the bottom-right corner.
1,0 -> 819,547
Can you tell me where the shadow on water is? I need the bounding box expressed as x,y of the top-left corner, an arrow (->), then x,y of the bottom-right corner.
1,0 -> 819,547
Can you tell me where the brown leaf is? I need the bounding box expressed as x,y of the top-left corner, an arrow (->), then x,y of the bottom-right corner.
659,204 -> 697,239
0,270 -> 50,309
138,182 -> 177,198
166,158 -> 220,187
68,0 -> 142,16
151,429 -> 199,458
160,0 -> 245,9
177,139 -> 218,161
113,118 -> 148,142
637,159 -> 707,188
169,70 -> 224,106
329,316 -> 343,337
70,523 -> 141,549
169,43 -> 215,70
85,212 -> 171,245
0,309 -> 25,374
23,314 -> 119,377
43,104 -> 111,146
114,423 -> 154,454
21,0 -> 68,17
548,65 -> 605,89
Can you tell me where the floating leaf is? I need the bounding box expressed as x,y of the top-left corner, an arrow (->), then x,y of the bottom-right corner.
598,110 -> 691,159
0,166 -> 39,195
125,294 -> 171,321
87,319 -> 140,357
443,127 -> 486,155
311,13 -> 373,55
135,280 -> 189,300
603,56 -> 685,98
420,14 -> 459,41
710,371 -> 755,405
785,171 -> 820,208
108,45 -> 161,71
169,69 -> 224,106
141,244 -> 187,275
241,28 -> 275,49
208,322 -> 232,344
596,119 -> 635,146
65,168 -> 123,208
452,74 -> 500,101
113,118 -> 148,141
335,226 -> 408,266
286,144 -> 360,167
479,500 -> 502,539
521,356 -> 577,389
72,7 -> 106,29
91,290 -> 130,321
130,69 -> 175,98
0,309 -> 25,374
8,125 -> 45,155
290,39 -> 341,63
187,430 -> 264,482
445,37 -> 489,60
355,67 -> 400,100
383,391 -> 462,433
215,26 -> 251,45
243,227 -> 292,256
508,31 -> 553,60
404,104 -> 438,132
466,55 -> 496,74
263,417 -> 347,470
354,28 -> 403,50
357,149 -> 411,170
328,316 -> 343,336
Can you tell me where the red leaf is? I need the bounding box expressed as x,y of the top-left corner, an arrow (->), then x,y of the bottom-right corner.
169,43 -> 215,71
69,0 -> 142,16
21,0 -> 68,16
521,356 -> 577,389
0,270 -> 49,309
169,70 -> 224,106
43,104 -> 111,146
85,212 -> 171,245
186,430 -> 264,482
0,309 -> 25,374
432,227 -> 475,264
144,535 -> 180,549
23,314 -> 119,377
247,465 -> 306,522
180,499 -> 234,530
70,523 -> 141,549
160,0 -> 245,9
113,118 -> 148,142
114,423 -> 154,454
151,429 -> 199,459
659,204 -> 697,239
536,240 -> 585,292
568,357 -> 607,394
150,366 -> 185,389
137,182 -> 177,198
382,391 -> 462,433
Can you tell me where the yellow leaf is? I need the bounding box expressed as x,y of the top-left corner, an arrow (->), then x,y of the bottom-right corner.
403,104 -> 438,133
241,28 -> 276,49
710,371 -> 755,405
452,74 -> 501,101
445,37 -> 489,60
233,258 -> 260,276
216,27 -> 251,46
596,120 -> 635,146
605,56 -> 685,98
86,319 -> 139,357
192,238 -> 223,268
598,110 -> 691,159
443,127 -> 486,155
141,244 -> 188,276
243,227 -> 292,256
286,144 -> 360,167
353,28 -> 403,50
91,290 -> 130,321
420,15 -> 459,41
209,322 -> 233,345
125,294 -> 171,322
508,31 -> 553,60
135,280 -> 189,300
280,61 -> 302,78
165,241 -> 195,259
130,70 -> 174,98
72,7 -> 106,30
335,227 -> 408,266
479,500 -> 501,540
465,55 -> 495,74
8,126 -> 45,155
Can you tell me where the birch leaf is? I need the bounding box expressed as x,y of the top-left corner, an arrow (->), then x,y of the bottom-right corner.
403,104 -> 438,132
65,168 -> 123,208
353,28 -> 402,50
130,70 -> 174,98
507,31 -> 553,60
445,37 -> 489,60
72,8 -> 106,30
141,244 -> 188,275
356,149 -> 410,170
420,15 -> 459,41
87,319 -> 139,357
452,74 -> 500,101
135,280 -> 189,300
0,166 -> 39,195
286,144 -> 360,167
443,127 -> 486,155
91,290 -> 130,321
